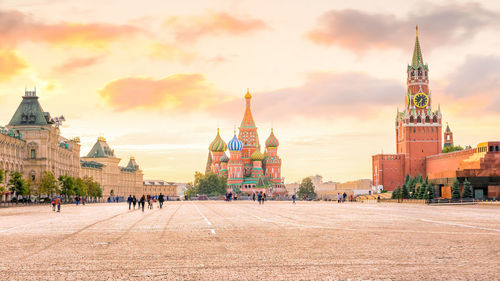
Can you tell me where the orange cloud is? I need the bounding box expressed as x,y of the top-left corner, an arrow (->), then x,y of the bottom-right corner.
99,74 -> 220,111
53,56 -> 101,73
0,49 -> 28,81
149,43 -> 196,62
0,9 -> 141,49
165,11 -> 268,42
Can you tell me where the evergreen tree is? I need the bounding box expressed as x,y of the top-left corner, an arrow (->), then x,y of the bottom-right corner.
427,185 -> 434,200
391,187 -> 400,199
451,179 -> 461,200
401,183 -> 410,199
417,183 -> 426,199
297,177 -> 316,199
462,179 -> 473,198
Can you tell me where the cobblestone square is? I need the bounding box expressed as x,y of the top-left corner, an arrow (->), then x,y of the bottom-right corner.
0,201 -> 499,280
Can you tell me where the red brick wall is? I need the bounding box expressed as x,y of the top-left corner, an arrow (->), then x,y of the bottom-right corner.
425,149 -> 476,180
372,154 -> 405,191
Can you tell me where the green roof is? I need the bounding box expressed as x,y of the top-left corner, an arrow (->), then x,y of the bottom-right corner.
86,139 -> 115,158
9,91 -> 51,126
125,157 -> 139,171
410,26 -> 427,69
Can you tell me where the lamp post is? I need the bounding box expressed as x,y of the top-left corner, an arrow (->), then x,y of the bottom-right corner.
427,191 -> 430,204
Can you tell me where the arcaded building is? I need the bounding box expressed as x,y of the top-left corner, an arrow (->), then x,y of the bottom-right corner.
372,28 -> 499,199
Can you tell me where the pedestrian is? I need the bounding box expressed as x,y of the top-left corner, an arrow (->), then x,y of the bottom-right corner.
292,194 -> 296,204
82,197 -> 86,205
337,193 -> 341,203
51,199 -> 56,211
343,192 -> 347,203
262,193 -> 266,204
140,195 -> 145,212
55,197 -> 61,212
350,194 -> 353,202
116,196 -> 119,203
228,192 -> 233,202
107,197 -> 111,203
159,193 -> 164,209
132,196 -> 137,209
252,192 -> 256,202
149,196 -> 154,209
127,195 -> 133,210
257,192 -> 262,205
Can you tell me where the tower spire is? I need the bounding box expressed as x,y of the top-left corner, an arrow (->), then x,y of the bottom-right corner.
412,25 -> 424,68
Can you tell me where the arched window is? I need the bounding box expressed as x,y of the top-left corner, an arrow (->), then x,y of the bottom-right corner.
417,116 -> 422,123
410,116 -> 415,123
425,116 -> 430,123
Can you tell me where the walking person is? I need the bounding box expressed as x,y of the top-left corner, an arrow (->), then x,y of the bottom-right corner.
343,192 -> 347,203
158,193 -> 164,209
262,193 -> 266,205
55,197 -> 61,212
292,194 -> 296,204
140,195 -> 146,212
149,196 -> 154,209
252,192 -> 256,202
51,198 -> 56,211
337,193 -> 341,203
127,195 -> 133,210
257,192 -> 262,205
132,196 -> 137,210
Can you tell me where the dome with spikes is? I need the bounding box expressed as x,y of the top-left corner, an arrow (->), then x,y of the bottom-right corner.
209,129 -> 227,152
228,134 -> 243,151
265,129 -> 279,148
250,149 -> 265,161
220,153 -> 229,163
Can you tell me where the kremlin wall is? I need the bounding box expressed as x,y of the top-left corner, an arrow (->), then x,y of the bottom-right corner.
372,27 -> 500,199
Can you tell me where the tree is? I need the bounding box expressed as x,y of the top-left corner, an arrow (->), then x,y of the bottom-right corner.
462,179 -> 473,198
391,186 -> 400,199
0,169 -> 4,194
451,179 -> 461,200
8,172 -> 29,197
58,175 -> 76,198
184,182 -> 196,199
74,177 -> 88,197
196,173 -> 226,196
401,183 -> 410,199
39,171 -> 59,197
442,145 -> 464,154
417,183 -> 426,199
426,185 -> 434,200
83,176 -> 102,199
297,177 -> 316,199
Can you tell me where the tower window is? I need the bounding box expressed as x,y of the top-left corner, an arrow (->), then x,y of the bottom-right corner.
30,149 -> 36,159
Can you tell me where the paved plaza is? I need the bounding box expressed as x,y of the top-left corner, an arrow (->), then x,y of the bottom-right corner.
0,201 -> 499,280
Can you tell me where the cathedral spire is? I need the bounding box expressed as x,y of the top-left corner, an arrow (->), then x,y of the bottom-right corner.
241,89 -> 256,128
411,25 -> 424,68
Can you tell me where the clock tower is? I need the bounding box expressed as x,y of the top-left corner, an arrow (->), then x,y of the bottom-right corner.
395,26 -> 442,178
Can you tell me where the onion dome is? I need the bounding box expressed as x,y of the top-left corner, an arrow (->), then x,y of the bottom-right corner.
245,88 -> 252,99
209,128 -> 227,152
228,134 -> 243,151
220,153 -> 229,163
250,149 -> 265,162
265,128 -> 279,148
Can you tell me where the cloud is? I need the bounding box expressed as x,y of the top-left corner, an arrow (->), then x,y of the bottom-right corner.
99,74 -> 223,111
165,11 -> 269,42
214,72 -> 403,121
0,49 -> 28,81
308,3 -> 497,52
443,55 -> 500,111
0,9 -> 141,49
149,43 -> 196,62
52,56 -> 101,73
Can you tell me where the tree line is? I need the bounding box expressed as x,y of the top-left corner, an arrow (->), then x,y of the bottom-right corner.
0,169 -> 102,201
184,172 -> 227,199
391,174 -> 434,200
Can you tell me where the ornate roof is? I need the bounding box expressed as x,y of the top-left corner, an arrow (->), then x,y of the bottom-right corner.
265,128 -> 279,148
125,156 -> 139,171
250,148 -> 265,161
445,123 -> 451,133
86,137 -> 116,158
410,26 -> 428,70
220,153 -> 229,163
228,134 -> 243,151
241,90 -> 256,128
209,128 -> 227,152
80,160 -> 104,170
9,90 -> 51,126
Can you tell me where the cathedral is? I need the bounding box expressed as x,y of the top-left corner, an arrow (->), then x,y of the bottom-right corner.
206,90 -> 287,196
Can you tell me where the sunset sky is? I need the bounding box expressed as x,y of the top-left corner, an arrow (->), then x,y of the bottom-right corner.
1,0 -> 499,183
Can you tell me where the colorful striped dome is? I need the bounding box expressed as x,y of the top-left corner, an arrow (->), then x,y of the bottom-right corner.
209,129 -> 227,152
220,153 -> 229,163
228,134 -> 243,151
265,128 -> 279,148
250,149 -> 265,161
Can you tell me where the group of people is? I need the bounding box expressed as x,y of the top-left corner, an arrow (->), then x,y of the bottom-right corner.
252,191 -> 267,205
224,192 -> 237,201
337,192 -> 352,203
127,194 -> 166,212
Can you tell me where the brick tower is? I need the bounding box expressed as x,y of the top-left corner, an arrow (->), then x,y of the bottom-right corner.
238,89 -> 259,177
443,123 -> 453,148
395,26 -> 442,178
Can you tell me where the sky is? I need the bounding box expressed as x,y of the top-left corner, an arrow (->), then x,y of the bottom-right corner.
1,0 -> 499,183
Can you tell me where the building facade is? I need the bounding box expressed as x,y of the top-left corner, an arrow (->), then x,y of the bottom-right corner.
81,138 -> 143,198
372,28 -> 500,198
1,90 -> 145,199
143,180 -> 177,198
206,90 -> 287,196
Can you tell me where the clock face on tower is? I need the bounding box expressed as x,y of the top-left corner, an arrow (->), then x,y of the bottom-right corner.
413,93 -> 429,108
